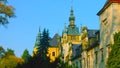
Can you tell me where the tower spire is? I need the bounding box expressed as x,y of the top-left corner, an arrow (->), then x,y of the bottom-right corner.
64,23 -> 67,33
35,27 -> 41,46
69,7 -> 75,26
39,26 -> 40,32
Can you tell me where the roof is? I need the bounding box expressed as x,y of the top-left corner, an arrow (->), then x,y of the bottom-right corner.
67,25 -> 80,35
87,31 -> 100,51
49,33 -> 60,47
87,30 -> 99,38
97,0 -> 120,16
71,44 -> 82,60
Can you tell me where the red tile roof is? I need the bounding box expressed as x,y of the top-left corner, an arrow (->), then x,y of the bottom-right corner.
109,0 -> 120,3
97,0 -> 120,16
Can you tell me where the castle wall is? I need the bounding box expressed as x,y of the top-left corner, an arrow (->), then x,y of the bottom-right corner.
98,3 -> 120,68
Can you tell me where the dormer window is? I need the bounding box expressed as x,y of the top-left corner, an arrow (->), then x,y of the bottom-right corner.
102,18 -> 108,26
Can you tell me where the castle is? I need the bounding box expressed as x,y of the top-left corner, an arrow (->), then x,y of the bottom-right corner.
33,0 -> 120,68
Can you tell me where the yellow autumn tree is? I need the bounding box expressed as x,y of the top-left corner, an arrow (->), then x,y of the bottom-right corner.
0,55 -> 24,68
0,0 -> 15,25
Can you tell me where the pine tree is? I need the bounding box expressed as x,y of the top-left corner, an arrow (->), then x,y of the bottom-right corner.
20,29 -> 51,68
107,32 -> 120,68
40,29 -> 50,58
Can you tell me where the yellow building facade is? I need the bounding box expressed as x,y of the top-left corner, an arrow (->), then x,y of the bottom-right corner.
47,47 -> 60,62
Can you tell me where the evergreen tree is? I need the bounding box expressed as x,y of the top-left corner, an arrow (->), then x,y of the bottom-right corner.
19,29 -> 51,68
21,49 -> 31,63
40,29 -> 50,58
0,0 -> 15,25
38,28 -> 50,67
107,32 -> 120,68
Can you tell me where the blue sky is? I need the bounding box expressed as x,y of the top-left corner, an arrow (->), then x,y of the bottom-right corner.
0,0 -> 106,57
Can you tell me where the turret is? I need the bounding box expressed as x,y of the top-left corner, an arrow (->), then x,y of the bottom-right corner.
69,7 -> 75,26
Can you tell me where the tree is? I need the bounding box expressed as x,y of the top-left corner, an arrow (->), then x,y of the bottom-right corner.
0,55 -> 24,68
107,32 -> 120,68
21,49 -> 31,63
0,46 -> 5,60
19,29 -> 51,68
0,0 -> 15,25
39,29 -> 50,59
5,48 -> 15,55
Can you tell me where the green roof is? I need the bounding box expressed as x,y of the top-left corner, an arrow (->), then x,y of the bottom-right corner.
67,25 -> 80,35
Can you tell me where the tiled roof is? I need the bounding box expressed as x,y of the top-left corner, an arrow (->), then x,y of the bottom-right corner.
49,33 -> 60,47
71,44 -> 82,60
97,0 -> 120,15
87,30 -> 99,38
67,25 -> 80,35
87,31 -> 100,51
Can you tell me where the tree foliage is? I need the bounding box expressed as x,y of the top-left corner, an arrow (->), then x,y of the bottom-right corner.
107,32 -> 120,68
0,47 -> 24,68
48,56 -> 72,68
0,0 -> 15,25
19,29 -> 51,68
5,48 -> 15,55
0,55 -> 24,68
0,46 -> 5,60
21,49 -> 31,63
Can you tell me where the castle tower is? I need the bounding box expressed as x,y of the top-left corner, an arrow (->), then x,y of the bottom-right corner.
61,7 -> 82,63
97,0 -> 120,67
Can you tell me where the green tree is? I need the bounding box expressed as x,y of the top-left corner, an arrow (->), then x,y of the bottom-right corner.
21,49 -> 31,63
50,55 -> 72,68
19,29 -> 51,68
0,0 -> 15,25
5,48 -> 14,55
107,32 -> 120,68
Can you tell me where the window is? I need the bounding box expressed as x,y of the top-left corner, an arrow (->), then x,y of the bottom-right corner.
87,55 -> 90,68
102,18 -> 108,26
108,47 -> 110,57
83,58 -> 85,68
76,61 -> 78,67
95,51 -> 98,64
101,48 -> 104,62
52,52 -> 55,56
80,60 -> 82,68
